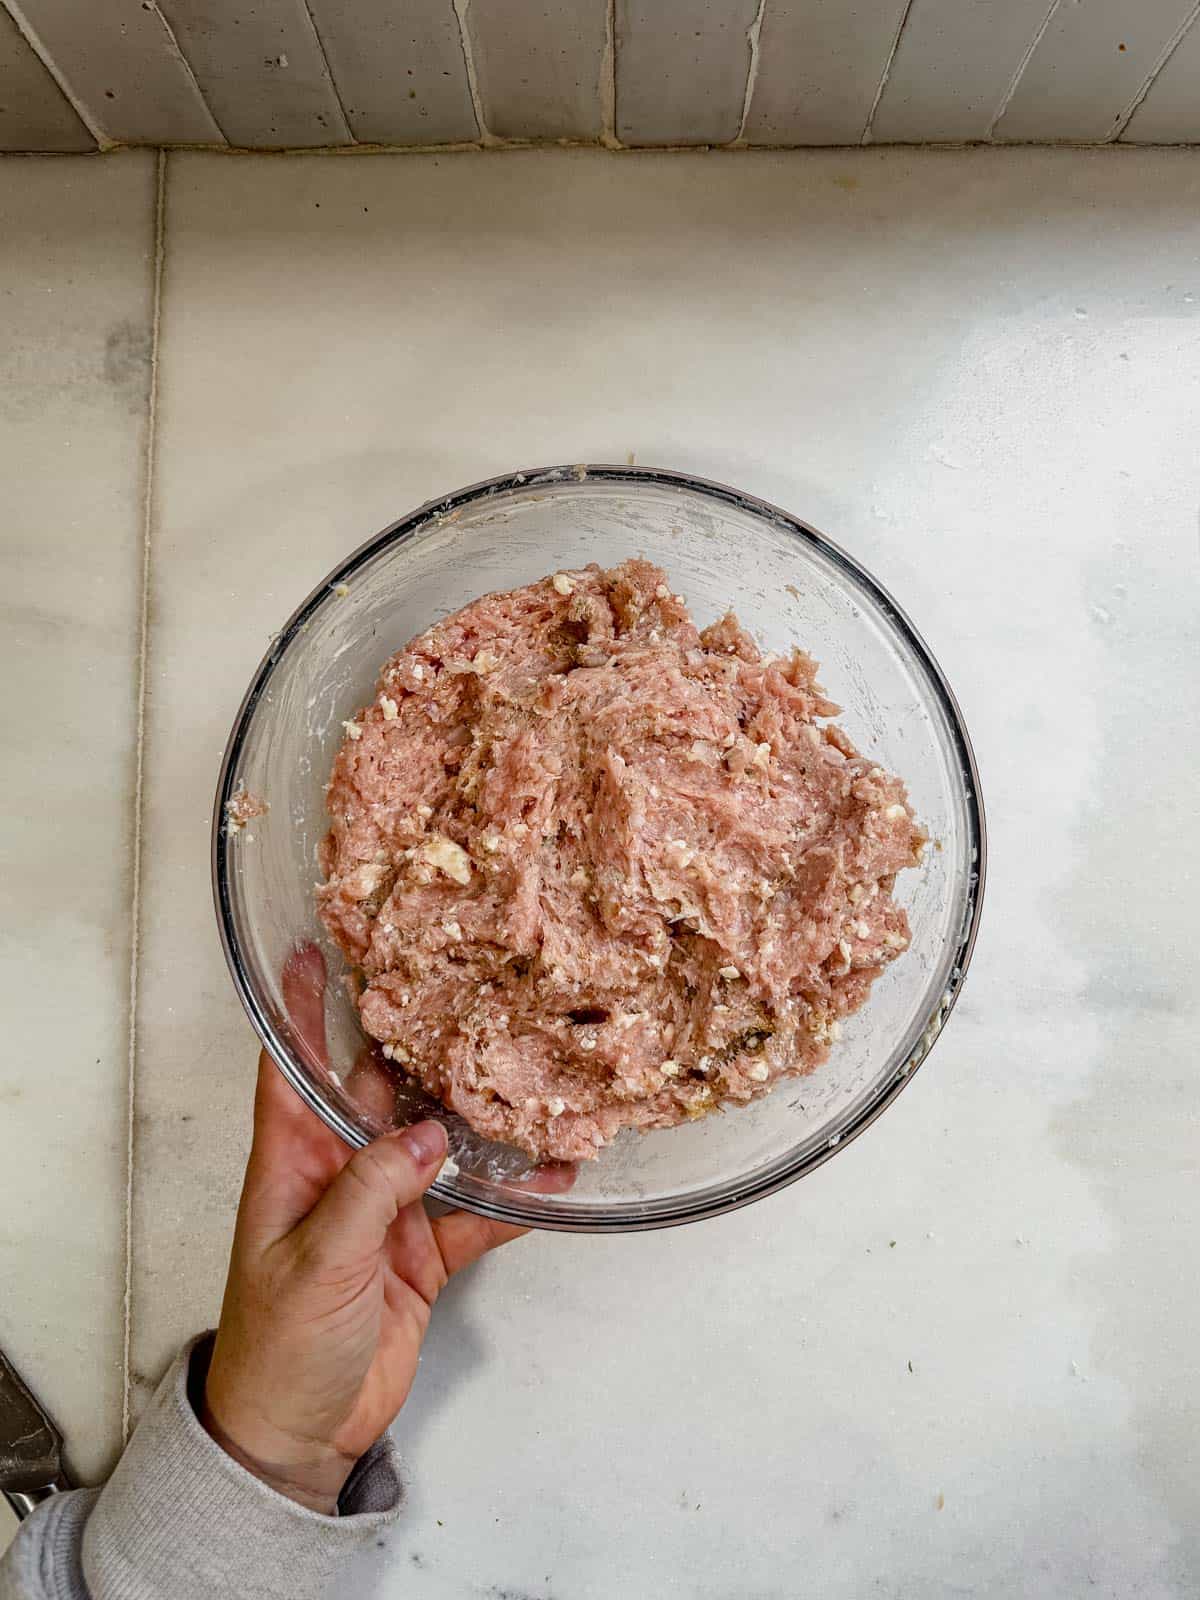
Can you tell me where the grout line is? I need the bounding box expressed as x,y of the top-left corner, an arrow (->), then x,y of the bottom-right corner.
143,2 -> 227,146
122,147 -> 167,1443
15,134 -> 1191,158
733,0 -> 768,146
298,0 -> 355,144
861,0 -> 916,145
1109,0 -> 1200,140
1,0 -> 108,147
450,0 -> 497,146
986,0 -> 1062,141
600,0 -> 620,149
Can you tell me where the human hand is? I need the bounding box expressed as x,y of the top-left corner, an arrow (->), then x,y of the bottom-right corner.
201,945 -> 526,1513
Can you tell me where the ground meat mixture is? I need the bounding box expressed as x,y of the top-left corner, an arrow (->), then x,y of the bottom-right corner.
318,560 -> 924,1163
225,788 -> 269,832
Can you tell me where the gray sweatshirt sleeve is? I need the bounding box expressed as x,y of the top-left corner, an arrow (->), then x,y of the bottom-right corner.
0,1336 -> 402,1600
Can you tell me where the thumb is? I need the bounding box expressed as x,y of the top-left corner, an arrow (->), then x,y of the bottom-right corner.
299,1120 -> 448,1260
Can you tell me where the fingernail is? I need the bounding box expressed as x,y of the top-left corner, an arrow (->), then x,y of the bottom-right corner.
399,1120 -> 447,1167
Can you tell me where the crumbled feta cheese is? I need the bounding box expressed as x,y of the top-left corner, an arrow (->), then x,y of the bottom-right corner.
660,1059 -> 681,1077
441,920 -> 462,941
379,695 -> 398,720
718,965 -> 740,981
342,719 -> 362,741
346,862 -> 387,899
747,1062 -> 770,1082
885,803 -> 908,820
420,834 -> 472,885
552,573 -> 575,596
547,1096 -> 566,1117
333,582 -> 349,597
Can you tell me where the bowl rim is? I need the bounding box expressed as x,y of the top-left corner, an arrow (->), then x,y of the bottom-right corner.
213,463 -> 987,1232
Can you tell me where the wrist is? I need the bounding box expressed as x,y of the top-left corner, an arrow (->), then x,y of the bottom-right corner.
200,1376 -> 355,1516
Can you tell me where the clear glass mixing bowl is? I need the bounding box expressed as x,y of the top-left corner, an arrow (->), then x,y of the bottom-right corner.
213,466 -> 985,1231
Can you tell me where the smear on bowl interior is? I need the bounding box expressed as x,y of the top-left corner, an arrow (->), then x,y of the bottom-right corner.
318,559 -> 924,1163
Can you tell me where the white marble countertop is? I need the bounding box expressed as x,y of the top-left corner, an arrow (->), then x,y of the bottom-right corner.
2,146 -> 1197,1597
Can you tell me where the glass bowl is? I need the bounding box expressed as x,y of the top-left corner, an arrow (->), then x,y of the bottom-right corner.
213,466 -> 985,1232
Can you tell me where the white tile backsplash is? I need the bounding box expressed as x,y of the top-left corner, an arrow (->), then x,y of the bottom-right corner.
6,0 -> 1200,149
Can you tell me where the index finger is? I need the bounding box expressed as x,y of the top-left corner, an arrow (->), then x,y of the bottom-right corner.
281,941 -> 330,1070
242,1050 -> 351,1234
430,1210 -> 527,1277
428,1150 -> 577,1272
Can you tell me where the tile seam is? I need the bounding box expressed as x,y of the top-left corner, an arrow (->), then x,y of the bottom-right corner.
122,146 -> 166,1443
450,0 -> 496,145
144,2 -> 227,145
862,0 -> 917,144
987,0 -> 1063,141
1111,0 -> 1200,140
0,0 -> 106,146
733,0 -> 768,146
298,0 -> 355,144
600,0 -> 620,148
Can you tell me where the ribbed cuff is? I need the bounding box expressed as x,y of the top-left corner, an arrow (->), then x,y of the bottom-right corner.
0,1488 -> 98,1600
82,1336 -> 402,1600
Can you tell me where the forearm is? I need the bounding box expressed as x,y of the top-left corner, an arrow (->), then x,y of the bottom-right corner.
0,1338 -> 401,1600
